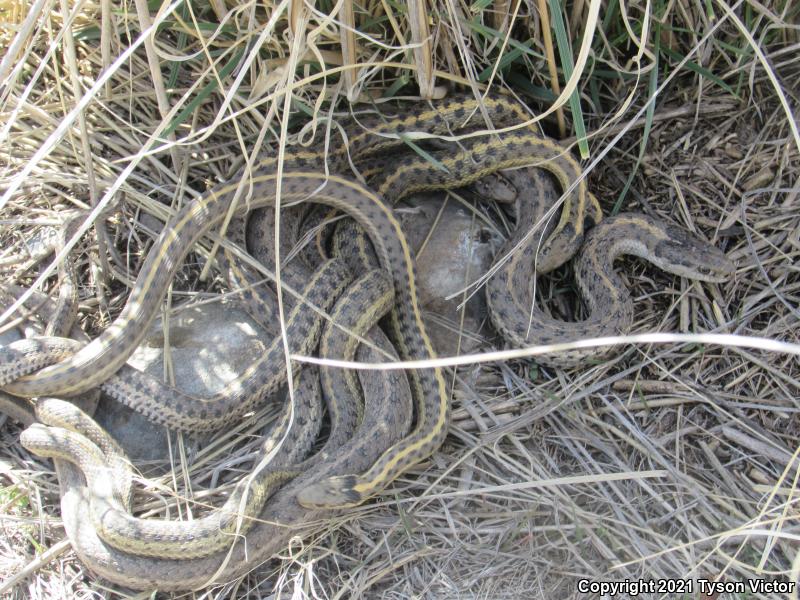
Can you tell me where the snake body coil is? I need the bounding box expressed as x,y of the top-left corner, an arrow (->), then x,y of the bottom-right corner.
5,96 -> 603,507
1,95 -> 736,588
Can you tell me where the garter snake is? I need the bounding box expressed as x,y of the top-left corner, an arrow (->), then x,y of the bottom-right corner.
296,187 -> 734,508
379,156 -> 735,368
486,202 -> 735,368
20,269 -> 396,558
21,312 -> 412,589
2,94 -> 735,572
4,94 -> 601,396
23,369 -> 315,559
3,95 -> 599,505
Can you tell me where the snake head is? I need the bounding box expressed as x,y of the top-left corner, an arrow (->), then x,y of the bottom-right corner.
296,474 -> 362,509
653,220 -> 736,283
468,172 -> 519,203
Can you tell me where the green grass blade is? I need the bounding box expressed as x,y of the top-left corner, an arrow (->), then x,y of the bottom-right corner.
546,0 -> 589,157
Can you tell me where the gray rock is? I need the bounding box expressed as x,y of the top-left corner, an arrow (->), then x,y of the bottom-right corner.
398,193 -> 503,356
96,299 -> 276,462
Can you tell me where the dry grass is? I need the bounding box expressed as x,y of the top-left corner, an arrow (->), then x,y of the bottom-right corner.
1,0 -> 799,597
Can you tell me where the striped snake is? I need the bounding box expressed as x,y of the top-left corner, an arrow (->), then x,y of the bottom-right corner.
20,325 -> 413,590
3,95 -> 597,487
20,269 -> 397,559
2,95 -> 734,584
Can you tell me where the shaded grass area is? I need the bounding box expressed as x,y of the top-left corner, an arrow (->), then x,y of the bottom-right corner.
1,0 -> 798,597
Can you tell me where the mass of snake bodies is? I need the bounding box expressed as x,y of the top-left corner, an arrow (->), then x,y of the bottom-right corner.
0,94 -> 735,590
